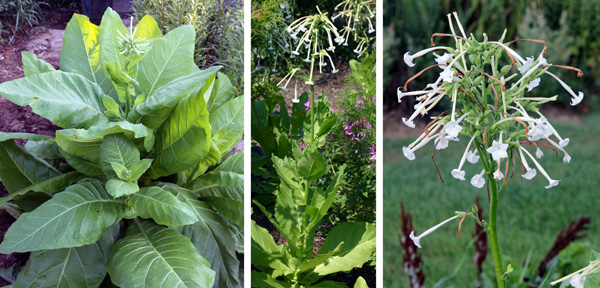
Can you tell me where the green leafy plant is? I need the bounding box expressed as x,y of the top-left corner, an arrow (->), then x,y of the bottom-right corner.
0,8 -> 243,287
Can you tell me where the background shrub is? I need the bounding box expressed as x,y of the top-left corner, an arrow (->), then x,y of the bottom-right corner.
133,0 -> 244,94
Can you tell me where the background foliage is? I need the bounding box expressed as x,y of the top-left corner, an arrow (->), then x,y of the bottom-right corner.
133,0 -> 244,94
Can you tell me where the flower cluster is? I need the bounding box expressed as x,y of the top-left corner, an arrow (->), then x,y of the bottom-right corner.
286,6 -> 341,84
400,12 -> 584,190
332,0 -> 376,56
117,17 -> 149,61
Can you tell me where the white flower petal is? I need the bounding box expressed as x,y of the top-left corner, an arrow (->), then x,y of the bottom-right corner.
443,120 -> 462,138
518,56 -> 534,73
522,168 -> 536,180
560,138 -> 570,147
486,139 -> 509,161
409,231 -> 421,248
563,154 -> 571,163
493,169 -> 504,180
536,147 -> 544,159
571,91 -> 584,106
545,179 -> 560,189
471,173 -> 485,188
527,77 -> 541,92
404,52 -> 415,67
402,117 -> 415,128
466,150 -> 480,163
451,169 -> 466,180
570,274 -> 586,288
435,135 -> 449,150
403,146 -> 415,161
441,67 -> 454,83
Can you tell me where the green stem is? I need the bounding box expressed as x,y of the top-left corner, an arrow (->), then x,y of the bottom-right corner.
310,84 -> 315,143
487,176 -> 505,288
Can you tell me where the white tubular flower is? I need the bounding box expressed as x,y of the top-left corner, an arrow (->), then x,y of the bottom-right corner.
570,274 -> 586,288
451,169 -> 466,180
466,150 -> 479,163
536,146 -> 544,159
527,116 -> 551,141
545,71 -> 584,106
292,79 -> 300,103
397,89 -> 430,103
409,215 -> 460,248
471,170 -> 486,188
403,146 -> 415,161
402,118 -> 415,128
527,77 -> 541,92
443,120 -> 462,138
521,147 -> 560,189
435,134 -> 449,150
435,53 -> 454,68
441,67 -> 454,83
518,148 -> 536,180
518,56 -> 534,73
404,47 -> 450,67
486,134 -> 509,161
493,167 -> 504,180
452,136 -> 475,181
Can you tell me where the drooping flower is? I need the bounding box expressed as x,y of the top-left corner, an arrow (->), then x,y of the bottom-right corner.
403,146 -> 416,161
409,215 -> 460,248
518,56 -> 534,73
451,169 -> 465,180
441,67 -> 454,83
443,120 -> 462,138
527,77 -> 541,92
435,53 -> 454,68
569,274 -> 586,288
493,167 -> 504,180
471,170 -> 486,188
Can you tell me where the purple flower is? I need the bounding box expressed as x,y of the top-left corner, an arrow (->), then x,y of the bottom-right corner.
304,100 -> 310,112
344,123 -> 354,136
369,144 -> 376,163
356,99 -> 364,105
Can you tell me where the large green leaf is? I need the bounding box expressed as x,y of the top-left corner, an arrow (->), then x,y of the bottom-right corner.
21,51 -> 55,76
176,190 -> 240,288
98,8 -> 128,101
107,219 -> 215,288
250,271 -> 292,288
60,13 -> 115,100
14,224 -> 120,288
129,67 -> 220,130
0,71 -> 108,129
0,141 -> 61,194
0,132 -> 52,143
251,221 -> 295,276
272,156 -> 304,255
297,151 -> 326,182
130,187 -> 198,226
0,171 -> 85,207
206,72 -> 234,113
190,151 -> 243,199
307,222 -> 376,279
56,121 -> 154,176
100,133 -> 139,179
210,96 -> 243,156
145,76 -> 214,179
0,180 -> 126,253
135,25 -> 196,98
133,15 -> 162,42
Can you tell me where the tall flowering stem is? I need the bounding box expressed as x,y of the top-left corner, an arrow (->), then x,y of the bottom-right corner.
400,12 -> 584,286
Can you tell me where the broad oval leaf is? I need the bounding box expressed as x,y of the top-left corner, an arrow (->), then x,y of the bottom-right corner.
309,222 -> 376,277
251,221 -> 295,276
61,13 -> 115,99
0,141 -> 61,194
107,219 -> 215,288
56,121 -> 154,176
14,224 -> 120,288
98,7 -> 129,102
0,71 -> 108,129
128,67 -> 220,130
0,132 -> 53,143
0,180 -> 126,253
0,171 -> 86,207
21,51 -> 55,76
145,76 -> 214,179
130,187 -> 198,226
135,25 -> 196,98
205,72 -> 234,113
210,96 -> 243,156
133,15 -> 162,42
176,189 -> 240,288
100,133 -> 140,179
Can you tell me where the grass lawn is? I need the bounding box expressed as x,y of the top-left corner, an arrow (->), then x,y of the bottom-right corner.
384,114 -> 600,287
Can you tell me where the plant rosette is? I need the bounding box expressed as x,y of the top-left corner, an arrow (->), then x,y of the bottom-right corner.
0,8 -> 243,288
